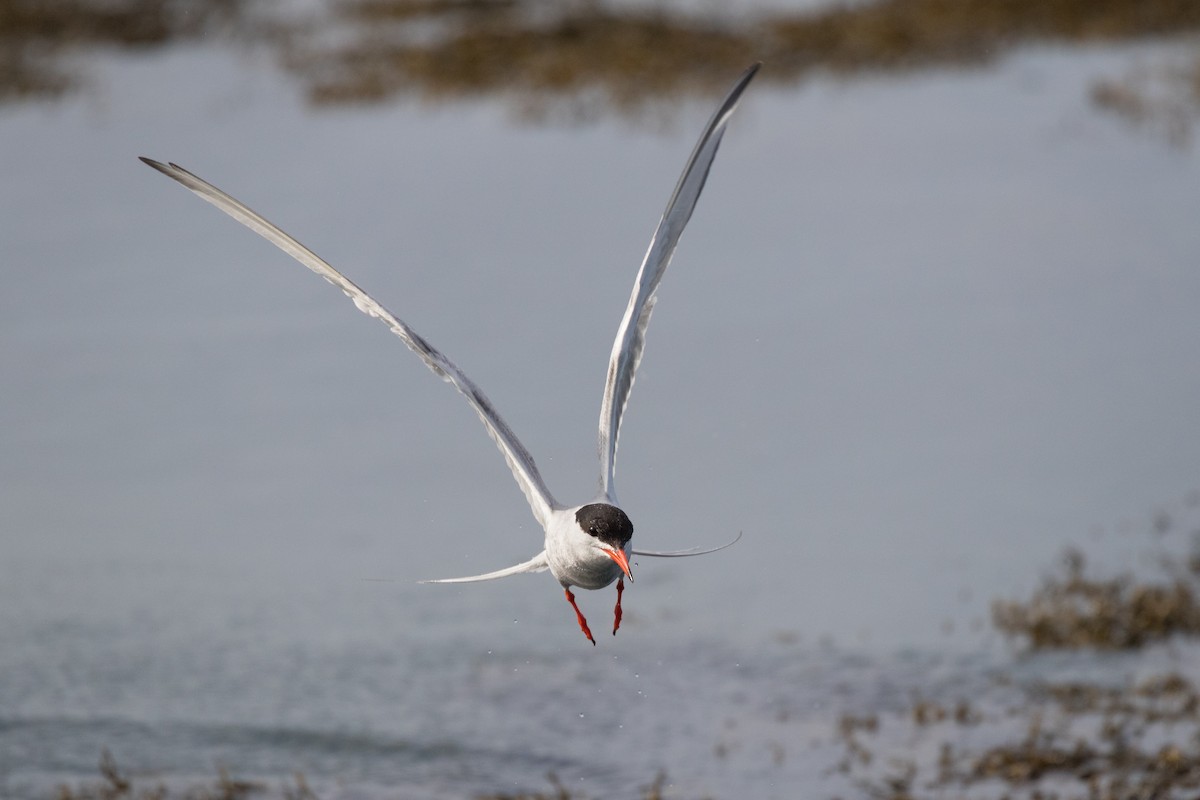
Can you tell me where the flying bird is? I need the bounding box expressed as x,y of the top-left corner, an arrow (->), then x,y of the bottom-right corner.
140,63 -> 758,644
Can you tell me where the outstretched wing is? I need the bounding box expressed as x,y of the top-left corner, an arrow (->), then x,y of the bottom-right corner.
597,63 -> 760,499
420,550 -> 549,583
140,158 -> 558,528
632,531 -> 743,558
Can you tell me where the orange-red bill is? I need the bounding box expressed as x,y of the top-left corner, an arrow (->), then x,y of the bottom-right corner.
605,547 -> 633,582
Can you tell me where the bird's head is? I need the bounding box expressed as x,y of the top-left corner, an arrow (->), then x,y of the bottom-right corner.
575,503 -> 634,582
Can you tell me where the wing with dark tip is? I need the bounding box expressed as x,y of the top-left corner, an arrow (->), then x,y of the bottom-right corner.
597,64 -> 760,499
632,531 -> 743,557
140,158 -> 559,528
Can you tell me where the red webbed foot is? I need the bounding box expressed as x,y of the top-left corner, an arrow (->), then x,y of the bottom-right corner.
612,577 -> 624,636
564,587 -> 595,645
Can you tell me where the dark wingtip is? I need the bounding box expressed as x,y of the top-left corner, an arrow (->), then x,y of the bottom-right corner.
139,156 -> 171,175
738,62 -> 762,86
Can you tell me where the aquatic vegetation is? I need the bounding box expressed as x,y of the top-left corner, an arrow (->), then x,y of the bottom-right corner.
0,0 -> 255,102
54,757 -> 672,800
993,525 -> 1200,650
54,750 -> 286,800
833,671 -> 1200,799
3,0 -> 1200,136
475,771 -> 574,800
829,500 -> 1200,798
1092,54 -> 1200,146
289,0 -> 1200,119
992,548 -> 1200,649
476,769 -> 667,799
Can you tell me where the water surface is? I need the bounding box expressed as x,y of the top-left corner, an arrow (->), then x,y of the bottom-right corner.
2,4 -> 1200,797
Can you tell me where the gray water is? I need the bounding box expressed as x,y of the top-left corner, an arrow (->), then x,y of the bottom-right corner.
3,9 -> 1200,798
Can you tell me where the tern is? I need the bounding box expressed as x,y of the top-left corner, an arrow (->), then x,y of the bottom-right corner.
141,63 -> 758,644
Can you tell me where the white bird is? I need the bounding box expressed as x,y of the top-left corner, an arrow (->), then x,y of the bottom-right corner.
141,63 -> 758,644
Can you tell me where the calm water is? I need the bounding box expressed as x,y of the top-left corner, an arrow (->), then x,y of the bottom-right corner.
2,9 -> 1200,797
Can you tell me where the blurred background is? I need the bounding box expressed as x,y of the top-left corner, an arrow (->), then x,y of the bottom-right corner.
2,1 -> 1199,798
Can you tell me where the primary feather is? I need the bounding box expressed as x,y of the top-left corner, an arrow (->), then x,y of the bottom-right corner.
138,157 -> 559,529
597,63 -> 760,500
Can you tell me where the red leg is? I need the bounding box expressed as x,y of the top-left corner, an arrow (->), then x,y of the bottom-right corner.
564,587 -> 595,645
612,577 -> 625,636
